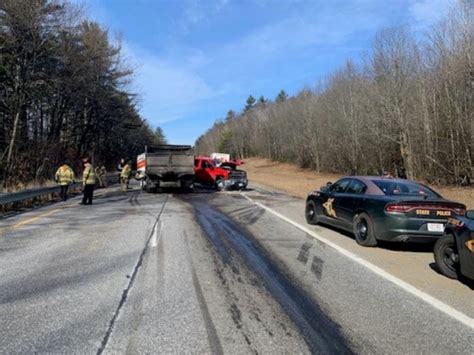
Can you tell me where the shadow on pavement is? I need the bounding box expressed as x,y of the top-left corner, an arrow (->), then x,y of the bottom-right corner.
315,222 -> 434,253
429,262 -> 474,290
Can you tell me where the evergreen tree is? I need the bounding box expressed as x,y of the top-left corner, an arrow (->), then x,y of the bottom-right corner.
225,110 -> 236,122
257,96 -> 267,107
244,95 -> 256,112
0,0 -> 166,187
153,127 -> 166,144
275,90 -> 288,103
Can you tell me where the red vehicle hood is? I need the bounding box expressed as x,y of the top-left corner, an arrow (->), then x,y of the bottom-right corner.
221,160 -> 244,169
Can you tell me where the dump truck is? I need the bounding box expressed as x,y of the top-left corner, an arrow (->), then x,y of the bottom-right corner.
137,145 -> 195,192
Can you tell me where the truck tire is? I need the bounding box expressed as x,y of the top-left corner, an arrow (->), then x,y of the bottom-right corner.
144,180 -> 159,193
353,212 -> 377,247
434,233 -> 459,279
144,185 -> 156,193
215,177 -> 225,191
142,180 -> 151,192
180,180 -> 194,193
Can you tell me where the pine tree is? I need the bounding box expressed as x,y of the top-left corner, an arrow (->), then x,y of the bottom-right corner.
244,95 -> 256,112
275,90 -> 288,103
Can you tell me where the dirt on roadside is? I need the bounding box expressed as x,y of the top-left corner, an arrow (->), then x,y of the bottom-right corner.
243,158 -> 474,209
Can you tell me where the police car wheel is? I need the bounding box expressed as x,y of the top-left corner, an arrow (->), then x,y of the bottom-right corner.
305,201 -> 319,225
434,233 -> 459,279
353,213 -> 377,247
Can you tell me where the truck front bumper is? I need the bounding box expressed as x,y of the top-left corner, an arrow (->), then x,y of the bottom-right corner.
225,178 -> 248,190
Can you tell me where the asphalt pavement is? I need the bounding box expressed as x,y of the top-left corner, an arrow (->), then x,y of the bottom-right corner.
0,182 -> 472,354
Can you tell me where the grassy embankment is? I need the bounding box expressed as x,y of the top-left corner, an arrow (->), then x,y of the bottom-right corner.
244,158 -> 474,209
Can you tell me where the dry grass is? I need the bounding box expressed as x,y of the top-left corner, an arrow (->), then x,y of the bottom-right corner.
244,158 -> 474,209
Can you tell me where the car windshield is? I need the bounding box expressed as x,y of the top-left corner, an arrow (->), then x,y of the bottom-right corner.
372,179 -> 440,197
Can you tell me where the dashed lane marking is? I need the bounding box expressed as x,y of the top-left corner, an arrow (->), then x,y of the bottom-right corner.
0,208 -> 62,232
241,193 -> 474,331
150,220 -> 162,248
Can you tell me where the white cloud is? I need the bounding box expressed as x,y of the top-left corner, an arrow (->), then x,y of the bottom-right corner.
121,43 -> 220,124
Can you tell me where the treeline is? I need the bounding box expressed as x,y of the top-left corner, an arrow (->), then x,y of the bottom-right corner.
196,2 -> 473,185
0,0 -> 165,188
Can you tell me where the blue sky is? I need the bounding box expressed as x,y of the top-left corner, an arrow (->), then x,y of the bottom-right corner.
76,0 -> 453,145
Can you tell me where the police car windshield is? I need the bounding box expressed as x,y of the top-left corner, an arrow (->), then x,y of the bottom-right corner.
373,180 -> 440,197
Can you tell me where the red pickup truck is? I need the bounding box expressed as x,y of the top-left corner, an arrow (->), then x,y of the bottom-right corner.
194,156 -> 248,191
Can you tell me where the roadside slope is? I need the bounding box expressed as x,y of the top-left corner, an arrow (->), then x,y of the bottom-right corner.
244,158 -> 474,208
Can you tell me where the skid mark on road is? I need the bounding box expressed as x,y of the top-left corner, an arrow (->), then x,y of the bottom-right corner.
183,231 -> 224,355
296,242 -> 313,264
191,200 -> 353,354
242,193 -> 474,330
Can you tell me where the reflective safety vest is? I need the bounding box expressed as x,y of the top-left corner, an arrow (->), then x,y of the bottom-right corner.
121,164 -> 131,179
55,165 -> 74,186
83,163 -> 96,185
95,166 -> 106,178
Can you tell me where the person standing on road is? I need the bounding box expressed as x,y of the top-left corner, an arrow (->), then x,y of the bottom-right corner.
55,162 -> 75,201
117,158 -> 125,181
81,158 -> 96,205
99,165 -> 108,187
95,164 -> 107,188
120,161 -> 132,192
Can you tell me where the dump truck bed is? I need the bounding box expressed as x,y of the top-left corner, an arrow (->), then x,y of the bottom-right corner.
141,145 -> 194,179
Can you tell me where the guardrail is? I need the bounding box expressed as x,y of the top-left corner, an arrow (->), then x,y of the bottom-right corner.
0,174 -> 119,206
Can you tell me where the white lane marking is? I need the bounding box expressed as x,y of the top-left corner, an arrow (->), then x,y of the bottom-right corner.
151,221 -> 162,248
242,193 -> 474,330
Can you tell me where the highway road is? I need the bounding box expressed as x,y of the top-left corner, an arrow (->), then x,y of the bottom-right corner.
0,182 -> 473,354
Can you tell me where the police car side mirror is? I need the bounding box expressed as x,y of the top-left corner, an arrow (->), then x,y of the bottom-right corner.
466,210 -> 474,220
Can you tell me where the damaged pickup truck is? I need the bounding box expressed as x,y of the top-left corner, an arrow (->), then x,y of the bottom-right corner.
194,156 -> 248,191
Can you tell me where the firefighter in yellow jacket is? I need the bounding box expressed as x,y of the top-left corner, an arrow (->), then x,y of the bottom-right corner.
55,162 -> 75,201
120,161 -> 132,192
81,158 -> 96,205
95,165 -> 107,188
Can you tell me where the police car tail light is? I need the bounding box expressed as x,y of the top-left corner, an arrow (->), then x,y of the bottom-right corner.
385,203 -> 412,213
453,207 -> 466,216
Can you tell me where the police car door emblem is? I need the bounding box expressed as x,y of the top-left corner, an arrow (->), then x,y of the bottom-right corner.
323,198 -> 337,217
466,240 -> 474,252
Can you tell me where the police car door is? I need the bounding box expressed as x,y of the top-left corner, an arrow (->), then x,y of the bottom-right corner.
459,217 -> 474,279
336,178 -> 368,230
321,178 -> 351,227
